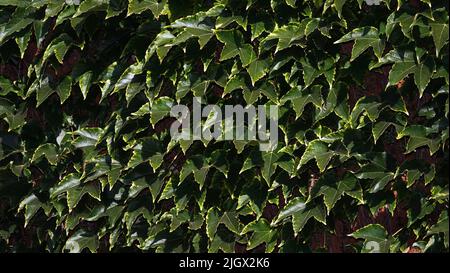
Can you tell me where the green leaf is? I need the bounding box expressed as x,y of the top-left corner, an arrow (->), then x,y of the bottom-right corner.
50,174 -> 81,199
206,207 -> 220,240
273,197 -> 306,224
310,174 -> 363,212
280,85 -> 322,118
64,230 -> 99,253
0,12 -> 33,45
262,150 -> 281,186
221,211 -> 240,234
127,138 -> 162,169
67,182 -> 101,211
56,76 -> 72,104
414,57 -> 435,97
247,59 -> 269,86
299,58 -> 322,88
241,219 -> 277,251
285,0 -> 296,8
150,96 -> 174,126
430,23 -> 449,56
388,59 -> 417,87
273,197 -> 326,235
291,203 -> 326,235
224,74 -> 248,96
334,27 -> 385,61
15,31 -> 31,58
35,79 -> 55,107
299,140 -> 334,172
239,44 -> 257,67
215,29 -> 244,61
209,149 -> 229,178
426,211 -> 448,247
355,164 -> 395,193
72,128 -> 104,148
264,22 -> 305,52
128,0 -> 168,18
334,0 -> 347,18
372,121 -> 393,143
18,194 -> 50,226
350,224 -> 388,242
305,18 -> 321,37
32,143 -> 58,165
349,97 -> 381,128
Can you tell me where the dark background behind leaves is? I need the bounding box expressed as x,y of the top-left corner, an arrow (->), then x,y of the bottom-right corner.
0,0 -> 448,253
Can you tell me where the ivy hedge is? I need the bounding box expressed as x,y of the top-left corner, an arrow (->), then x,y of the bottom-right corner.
0,0 -> 448,253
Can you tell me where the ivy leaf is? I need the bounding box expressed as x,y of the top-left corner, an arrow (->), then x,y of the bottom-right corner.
292,202 -> 326,235
285,0 -> 297,8
310,174 -> 363,213
272,197 -> 306,224
239,44 -> 257,67
237,178 -> 267,217
41,34 -> 76,64
18,194 -> 50,227
430,22 -> 449,57
127,138 -> 162,169
209,230 -> 235,253
349,224 -> 389,252
146,30 -> 175,62
355,164 -> 395,193
388,58 -> 417,87
264,22 -> 305,52
280,85 -> 322,118
375,49 -> 432,92
35,79 -> 55,107
305,18 -> 321,37
298,140 -> 334,172
0,11 -> 33,45
220,211 -> 241,234
334,27 -> 385,61
209,149 -> 229,178
215,29 -> 244,61
334,0 -> 347,18
32,143 -> 58,165
349,97 -> 381,128
240,150 -> 264,174
241,219 -> 277,251
386,12 -> 415,39
224,74 -> 249,96
180,156 -> 209,189
350,224 -> 387,240
67,182 -> 101,211
299,58 -> 322,88
426,211 -> 449,248
15,31 -> 31,58
247,59 -> 269,86
74,0 -> 108,17
72,128 -> 104,149
372,121 -> 394,143
398,125 -> 440,154
206,207 -> 220,240
150,96 -> 174,126
56,76 -> 72,104
64,230 -> 99,253
414,57 -> 435,97
262,150 -> 281,186
50,174 -> 81,199
273,197 -> 326,235
128,0 -> 168,18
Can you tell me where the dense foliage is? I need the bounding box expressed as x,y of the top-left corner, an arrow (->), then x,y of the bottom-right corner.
0,0 -> 448,253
